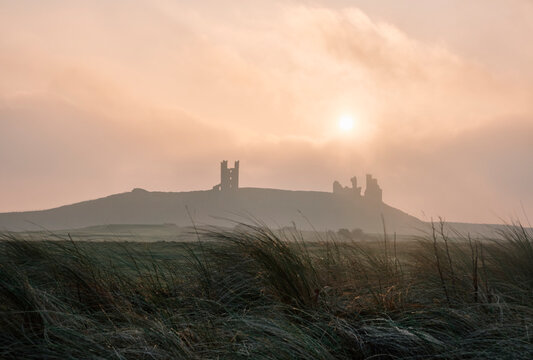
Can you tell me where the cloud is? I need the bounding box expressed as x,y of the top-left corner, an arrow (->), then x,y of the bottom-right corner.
369,117 -> 533,222
0,91 -> 234,211
281,6 -> 533,139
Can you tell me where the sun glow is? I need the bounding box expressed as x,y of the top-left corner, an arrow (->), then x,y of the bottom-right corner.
338,115 -> 355,132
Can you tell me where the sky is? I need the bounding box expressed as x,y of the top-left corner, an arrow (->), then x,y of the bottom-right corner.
1,0 -> 532,223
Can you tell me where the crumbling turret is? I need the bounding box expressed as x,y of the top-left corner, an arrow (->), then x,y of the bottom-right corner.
332,176 -> 362,198
364,174 -> 382,203
333,174 -> 382,203
213,160 -> 239,192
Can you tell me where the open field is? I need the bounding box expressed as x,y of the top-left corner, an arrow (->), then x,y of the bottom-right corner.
6,223 -> 416,243
1,222 -> 532,359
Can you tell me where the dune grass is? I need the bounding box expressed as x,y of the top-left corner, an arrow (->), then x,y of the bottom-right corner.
0,222 -> 532,359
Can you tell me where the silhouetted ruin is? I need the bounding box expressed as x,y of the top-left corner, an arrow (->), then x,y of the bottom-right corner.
364,174 -> 382,203
333,176 -> 362,198
333,174 -> 382,203
210,161 -> 381,203
213,160 -> 239,191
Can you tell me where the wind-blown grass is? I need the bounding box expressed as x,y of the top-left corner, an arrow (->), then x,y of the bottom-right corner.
0,222 -> 532,359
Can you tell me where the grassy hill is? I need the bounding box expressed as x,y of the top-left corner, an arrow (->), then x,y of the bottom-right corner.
0,187 -> 424,234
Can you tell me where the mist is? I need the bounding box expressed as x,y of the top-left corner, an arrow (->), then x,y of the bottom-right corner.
1,0 -> 532,223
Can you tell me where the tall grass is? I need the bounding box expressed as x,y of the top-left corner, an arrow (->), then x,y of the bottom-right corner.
0,222 -> 532,359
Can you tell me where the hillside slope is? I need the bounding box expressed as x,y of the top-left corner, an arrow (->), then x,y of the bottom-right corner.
0,187 -> 424,234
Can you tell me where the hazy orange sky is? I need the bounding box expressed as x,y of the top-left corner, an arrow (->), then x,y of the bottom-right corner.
1,0 -> 532,223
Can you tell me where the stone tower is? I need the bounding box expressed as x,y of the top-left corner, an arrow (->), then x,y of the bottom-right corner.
364,174 -> 382,203
213,160 -> 239,191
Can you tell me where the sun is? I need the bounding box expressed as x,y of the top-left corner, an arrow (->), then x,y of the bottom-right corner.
338,115 -> 355,132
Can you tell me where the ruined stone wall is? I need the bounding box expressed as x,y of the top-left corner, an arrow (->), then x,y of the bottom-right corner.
333,174 -> 382,203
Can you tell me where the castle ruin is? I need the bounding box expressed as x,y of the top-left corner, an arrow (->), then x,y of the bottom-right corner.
332,176 -> 362,198
333,174 -> 382,203
364,174 -> 382,203
212,160 -> 239,192
210,160 -> 381,203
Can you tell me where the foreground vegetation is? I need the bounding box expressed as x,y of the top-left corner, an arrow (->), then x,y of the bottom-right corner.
1,222 -> 532,359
